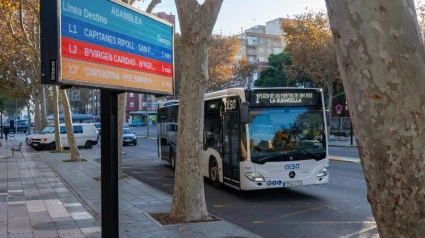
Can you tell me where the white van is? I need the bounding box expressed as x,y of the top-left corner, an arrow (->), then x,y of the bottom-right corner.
31,123 -> 98,151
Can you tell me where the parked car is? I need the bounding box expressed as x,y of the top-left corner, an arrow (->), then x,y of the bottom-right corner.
26,132 -> 39,145
128,122 -> 146,127
123,128 -> 137,146
31,123 -> 98,151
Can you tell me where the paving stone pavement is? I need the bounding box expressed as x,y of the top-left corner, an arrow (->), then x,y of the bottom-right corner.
0,137 -> 101,238
1,136 -> 261,238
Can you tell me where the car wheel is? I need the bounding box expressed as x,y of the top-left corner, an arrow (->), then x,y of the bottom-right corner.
209,158 -> 222,188
84,141 -> 93,149
133,140 -> 137,146
169,149 -> 176,171
49,142 -> 56,151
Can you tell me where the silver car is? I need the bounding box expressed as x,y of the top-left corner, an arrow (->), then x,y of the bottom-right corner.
123,128 -> 137,146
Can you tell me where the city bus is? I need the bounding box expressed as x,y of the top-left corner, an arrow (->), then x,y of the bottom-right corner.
157,88 -> 329,190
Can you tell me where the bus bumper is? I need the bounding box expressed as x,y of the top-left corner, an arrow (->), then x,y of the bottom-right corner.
240,167 -> 329,190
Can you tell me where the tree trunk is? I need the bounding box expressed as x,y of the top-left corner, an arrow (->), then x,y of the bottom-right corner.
117,93 -> 126,178
26,103 -> 31,135
327,82 -> 334,115
33,93 -> 41,132
40,86 -> 48,128
59,89 -> 80,162
53,86 -> 62,152
170,0 -> 224,222
326,0 -> 425,237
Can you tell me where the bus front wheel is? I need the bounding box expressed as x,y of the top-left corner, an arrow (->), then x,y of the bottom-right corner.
209,158 -> 222,188
169,149 -> 176,171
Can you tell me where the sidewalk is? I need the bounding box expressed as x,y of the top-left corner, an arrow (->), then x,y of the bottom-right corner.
0,136 -> 101,238
1,136 -> 261,238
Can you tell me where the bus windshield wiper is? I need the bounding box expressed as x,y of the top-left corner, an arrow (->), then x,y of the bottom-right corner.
296,149 -> 321,159
257,153 -> 288,162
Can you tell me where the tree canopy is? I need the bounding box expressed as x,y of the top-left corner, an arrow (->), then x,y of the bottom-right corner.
207,35 -> 240,91
281,11 -> 341,111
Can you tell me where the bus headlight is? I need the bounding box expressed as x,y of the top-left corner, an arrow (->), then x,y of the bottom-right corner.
317,168 -> 328,177
245,172 -> 265,182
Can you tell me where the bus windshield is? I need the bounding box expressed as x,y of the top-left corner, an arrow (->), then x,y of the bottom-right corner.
249,107 -> 326,163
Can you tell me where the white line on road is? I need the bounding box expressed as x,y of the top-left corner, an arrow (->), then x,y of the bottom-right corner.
341,225 -> 378,238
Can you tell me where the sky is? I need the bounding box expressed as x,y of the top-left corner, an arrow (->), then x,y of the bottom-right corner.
135,0 -> 328,35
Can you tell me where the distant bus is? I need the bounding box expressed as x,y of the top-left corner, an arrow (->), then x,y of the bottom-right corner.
157,88 -> 329,191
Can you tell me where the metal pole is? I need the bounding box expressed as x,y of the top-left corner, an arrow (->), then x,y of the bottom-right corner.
0,111 -> 3,139
100,90 -> 119,238
146,95 -> 149,138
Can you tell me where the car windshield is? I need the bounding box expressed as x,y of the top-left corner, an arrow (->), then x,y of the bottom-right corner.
123,129 -> 132,134
249,107 -> 326,163
40,126 -> 55,134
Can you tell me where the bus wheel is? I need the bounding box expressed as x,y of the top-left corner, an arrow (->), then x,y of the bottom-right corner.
209,159 -> 222,188
169,150 -> 176,171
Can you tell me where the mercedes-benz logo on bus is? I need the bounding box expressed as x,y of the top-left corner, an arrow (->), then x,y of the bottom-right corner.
289,171 -> 296,178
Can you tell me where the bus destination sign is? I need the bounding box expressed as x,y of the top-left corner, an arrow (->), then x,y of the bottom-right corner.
41,0 -> 174,95
249,90 -> 320,107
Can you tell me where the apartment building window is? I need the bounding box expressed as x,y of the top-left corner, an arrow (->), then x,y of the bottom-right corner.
258,47 -> 264,53
129,93 -> 134,97
267,48 -> 272,54
259,57 -> 265,62
273,48 -> 283,54
130,102 -> 134,108
249,57 -> 256,64
247,36 -> 257,45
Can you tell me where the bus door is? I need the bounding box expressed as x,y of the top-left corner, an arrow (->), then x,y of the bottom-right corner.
222,112 -> 240,187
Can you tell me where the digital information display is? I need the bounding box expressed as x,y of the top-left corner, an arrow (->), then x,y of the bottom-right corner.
249,90 -> 321,107
41,0 -> 174,95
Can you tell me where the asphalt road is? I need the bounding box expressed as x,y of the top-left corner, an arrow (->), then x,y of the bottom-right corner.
121,139 -> 377,238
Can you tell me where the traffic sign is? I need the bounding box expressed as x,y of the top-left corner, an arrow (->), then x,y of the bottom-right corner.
336,104 -> 343,114
41,0 -> 174,95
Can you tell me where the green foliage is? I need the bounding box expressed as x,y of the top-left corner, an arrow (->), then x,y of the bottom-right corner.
254,52 -> 313,87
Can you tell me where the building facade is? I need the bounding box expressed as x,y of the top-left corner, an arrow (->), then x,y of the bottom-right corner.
235,18 -> 287,88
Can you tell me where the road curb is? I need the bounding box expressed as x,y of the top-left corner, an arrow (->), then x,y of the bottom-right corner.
330,156 -> 361,164
137,136 -> 157,140
329,144 -> 357,147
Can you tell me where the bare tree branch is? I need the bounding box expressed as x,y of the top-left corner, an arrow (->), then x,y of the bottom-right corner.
200,0 -> 223,34
145,0 -> 161,13
23,0 -> 39,21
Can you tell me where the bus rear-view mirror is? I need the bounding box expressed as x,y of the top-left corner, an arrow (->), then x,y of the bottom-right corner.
240,102 -> 250,124
325,110 -> 330,126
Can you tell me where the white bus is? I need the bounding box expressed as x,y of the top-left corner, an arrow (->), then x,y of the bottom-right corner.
157,88 -> 329,190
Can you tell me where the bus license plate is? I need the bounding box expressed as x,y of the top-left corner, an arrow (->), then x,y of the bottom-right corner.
283,181 -> 302,188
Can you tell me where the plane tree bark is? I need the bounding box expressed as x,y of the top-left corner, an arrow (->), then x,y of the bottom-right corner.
52,86 -> 63,152
169,0 -> 223,222
59,89 -> 80,162
325,0 -> 425,236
